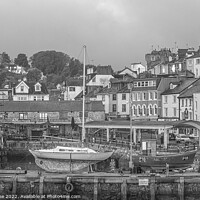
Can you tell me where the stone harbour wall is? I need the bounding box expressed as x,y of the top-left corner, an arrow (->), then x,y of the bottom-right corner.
1,172 -> 200,199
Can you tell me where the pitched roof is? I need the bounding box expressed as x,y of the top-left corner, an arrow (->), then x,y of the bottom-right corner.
161,78 -> 197,95
65,78 -> 83,86
0,101 -> 104,112
186,53 -> 200,59
13,81 -> 49,95
117,85 -> 129,93
178,79 -> 200,98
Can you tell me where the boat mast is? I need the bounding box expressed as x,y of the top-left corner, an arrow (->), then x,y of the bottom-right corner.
82,45 -> 86,142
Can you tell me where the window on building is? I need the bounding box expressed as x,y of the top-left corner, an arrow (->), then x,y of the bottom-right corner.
122,104 -> 126,112
173,95 -> 176,103
122,94 -> 126,100
149,105 -> 153,115
143,105 -> 146,115
145,81 -> 148,86
40,113 -> 47,120
20,86 -> 24,92
138,82 -> 141,87
112,94 -> 116,100
19,113 -> 28,120
35,84 -> 41,91
173,107 -> 176,117
137,93 -> 140,101
182,99 -> 184,107
34,96 -> 36,101
165,108 -> 168,117
42,96 -> 44,101
153,81 -> 156,86
154,105 -> 158,115
133,105 -> 137,116
140,93 -> 143,101
154,92 -> 157,100
141,82 -> 144,87
138,106 -> 142,116
149,81 -> 153,86
69,87 -> 75,91
185,99 -> 188,107
135,93 -> 138,101
102,95 -> 105,101
196,58 -> 200,64
112,104 -> 116,112
149,92 -> 153,100
134,82 -> 137,87
189,99 -> 192,106
143,92 -> 146,100
164,96 -> 168,103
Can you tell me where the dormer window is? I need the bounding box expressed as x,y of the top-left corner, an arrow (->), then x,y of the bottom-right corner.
20,86 -> 24,92
35,83 -> 41,91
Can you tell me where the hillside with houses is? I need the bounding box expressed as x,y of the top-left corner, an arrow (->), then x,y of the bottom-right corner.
1,47 -> 200,139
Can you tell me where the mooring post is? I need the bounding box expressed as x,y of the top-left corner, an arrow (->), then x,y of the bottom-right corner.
121,178 -> 127,200
12,175 -> 17,195
150,176 -> 156,200
178,177 -> 184,200
39,176 -> 44,199
93,178 -> 98,200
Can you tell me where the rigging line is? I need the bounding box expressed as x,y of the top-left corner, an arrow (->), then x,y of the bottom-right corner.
76,46 -> 84,62
85,48 -> 92,66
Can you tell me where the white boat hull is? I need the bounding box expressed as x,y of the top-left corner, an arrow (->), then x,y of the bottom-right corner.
29,147 -> 113,173
29,150 -> 113,161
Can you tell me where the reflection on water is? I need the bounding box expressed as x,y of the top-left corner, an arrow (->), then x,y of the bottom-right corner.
0,151 -> 41,170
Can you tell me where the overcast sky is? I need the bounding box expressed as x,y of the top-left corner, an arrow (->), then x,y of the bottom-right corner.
1,0 -> 200,70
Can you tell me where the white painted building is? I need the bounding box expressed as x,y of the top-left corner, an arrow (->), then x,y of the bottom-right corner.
13,81 -> 49,101
130,63 -> 146,74
118,67 -> 137,78
117,88 -> 130,117
186,54 -> 200,78
193,92 -> 200,121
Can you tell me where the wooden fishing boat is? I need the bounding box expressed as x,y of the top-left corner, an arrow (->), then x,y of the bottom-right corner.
132,150 -> 197,171
29,146 -> 113,173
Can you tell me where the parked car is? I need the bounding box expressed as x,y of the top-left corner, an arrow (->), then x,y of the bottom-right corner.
176,134 -> 190,143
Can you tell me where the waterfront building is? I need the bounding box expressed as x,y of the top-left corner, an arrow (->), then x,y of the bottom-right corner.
178,79 -> 200,120
0,100 -> 104,138
130,77 -> 180,121
161,78 -> 197,120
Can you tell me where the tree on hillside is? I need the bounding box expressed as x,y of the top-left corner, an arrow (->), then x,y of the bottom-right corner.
0,70 -> 7,88
14,54 -> 30,71
68,58 -> 83,77
26,68 -> 42,83
1,52 -> 11,64
0,52 -> 11,69
30,51 -> 70,75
